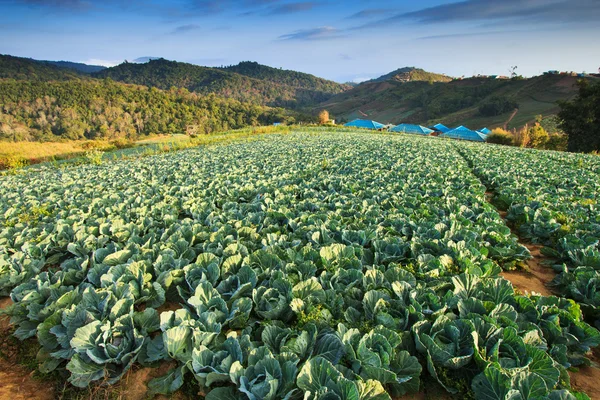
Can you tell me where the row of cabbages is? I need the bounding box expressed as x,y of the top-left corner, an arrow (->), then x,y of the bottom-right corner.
459,144 -> 600,329
0,132 -> 598,399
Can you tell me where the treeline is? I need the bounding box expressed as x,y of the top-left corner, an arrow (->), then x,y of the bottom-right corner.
0,79 -> 302,141
92,59 -> 345,109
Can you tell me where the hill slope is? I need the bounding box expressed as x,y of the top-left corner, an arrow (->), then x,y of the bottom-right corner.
0,79 -> 297,141
0,54 -> 85,81
321,74 -> 592,129
220,61 -> 351,92
93,59 -> 349,109
41,60 -> 106,74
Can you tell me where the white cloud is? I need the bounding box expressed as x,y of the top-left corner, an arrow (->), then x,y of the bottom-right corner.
80,58 -> 120,67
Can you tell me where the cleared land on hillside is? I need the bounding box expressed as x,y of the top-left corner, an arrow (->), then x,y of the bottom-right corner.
321,75 -> 594,130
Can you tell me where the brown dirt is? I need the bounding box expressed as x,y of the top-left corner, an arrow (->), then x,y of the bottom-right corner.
0,297 -> 55,400
488,203 -> 557,296
393,377 -> 453,400
487,194 -> 600,400
501,243 -> 556,296
117,361 -> 186,400
570,348 -> 600,400
156,301 -> 183,314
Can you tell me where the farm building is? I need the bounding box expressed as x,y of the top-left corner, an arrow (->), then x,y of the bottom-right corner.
440,126 -> 488,142
389,123 -> 434,135
479,127 -> 492,135
429,123 -> 451,133
344,119 -> 385,130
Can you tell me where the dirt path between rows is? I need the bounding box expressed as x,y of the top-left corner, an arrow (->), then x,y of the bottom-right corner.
0,297 -> 55,400
483,197 -> 557,296
570,348 -> 600,400
483,196 -> 600,400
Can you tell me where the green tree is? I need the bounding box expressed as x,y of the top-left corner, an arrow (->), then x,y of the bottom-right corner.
558,79 -> 600,152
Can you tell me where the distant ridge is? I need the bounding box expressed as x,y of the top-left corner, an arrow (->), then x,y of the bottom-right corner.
93,58 -> 350,109
0,54 -> 86,80
320,71 -> 597,130
41,60 -> 106,74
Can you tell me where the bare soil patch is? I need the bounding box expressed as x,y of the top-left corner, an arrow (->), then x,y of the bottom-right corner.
485,198 -> 557,296
0,297 -> 55,400
501,243 -> 556,296
570,348 -> 600,400
117,361 -> 184,400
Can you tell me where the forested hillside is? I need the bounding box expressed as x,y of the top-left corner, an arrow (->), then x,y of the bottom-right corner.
41,60 -> 106,74
220,61 -> 351,92
0,54 -> 85,81
0,79 -> 298,141
93,58 -> 348,109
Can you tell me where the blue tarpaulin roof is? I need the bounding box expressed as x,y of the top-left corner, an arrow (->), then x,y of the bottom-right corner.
389,123 -> 434,135
344,119 -> 385,130
430,123 -> 451,133
440,126 -> 488,142
479,127 -> 492,134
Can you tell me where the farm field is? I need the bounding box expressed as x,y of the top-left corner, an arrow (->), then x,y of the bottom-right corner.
1,129 -> 600,399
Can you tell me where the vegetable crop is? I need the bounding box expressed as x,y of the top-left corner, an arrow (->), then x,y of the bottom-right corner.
460,143 -> 600,329
0,131 -> 598,399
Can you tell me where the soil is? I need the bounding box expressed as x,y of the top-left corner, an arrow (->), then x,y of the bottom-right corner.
570,348 -> 600,400
486,194 -> 600,400
501,243 -> 556,297
488,205 -> 557,296
117,361 -> 188,400
0,297 -> 55,400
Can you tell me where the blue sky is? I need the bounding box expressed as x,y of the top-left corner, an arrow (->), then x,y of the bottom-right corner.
0,0 -> 599,82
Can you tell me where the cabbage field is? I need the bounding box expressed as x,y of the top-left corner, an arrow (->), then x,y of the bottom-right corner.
1,130 -> 599,399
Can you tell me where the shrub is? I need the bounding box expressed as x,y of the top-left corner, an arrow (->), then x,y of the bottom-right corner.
109,138 -> 135,149
0,155 -> 28,170
486,128 -> 515,146
84,150 -> 104,165
513,125 -> 530,147
544,133 -> 568,151
318,110 -> 330,125
527,123 -> 549,148
81,140 -> 113,151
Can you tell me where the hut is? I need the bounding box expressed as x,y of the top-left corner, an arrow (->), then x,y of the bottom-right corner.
440,126 -> 487,142
389,123 -> 434,135
344,119 -> 386,130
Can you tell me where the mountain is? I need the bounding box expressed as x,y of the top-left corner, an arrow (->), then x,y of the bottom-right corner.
41,60 -> 106,74
220,61 -> 351,93
92,58 -> 350,109
365,67 -> 452,84
320,71 -> 595,130
0,54 -> 86,81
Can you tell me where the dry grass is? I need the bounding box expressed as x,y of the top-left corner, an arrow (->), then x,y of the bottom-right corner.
0,140 -> 119,169
0,126 -> 294,170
